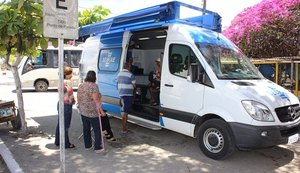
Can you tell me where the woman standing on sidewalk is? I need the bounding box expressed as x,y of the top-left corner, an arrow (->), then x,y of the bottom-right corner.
54,66 -> 76,148
77,70 -> 115,153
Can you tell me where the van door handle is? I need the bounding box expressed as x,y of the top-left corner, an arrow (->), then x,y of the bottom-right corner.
165,84 -> 173,87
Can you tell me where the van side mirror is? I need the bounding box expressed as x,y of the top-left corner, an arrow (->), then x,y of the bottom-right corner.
190,63 -> 199,83
188,63 -> 207,84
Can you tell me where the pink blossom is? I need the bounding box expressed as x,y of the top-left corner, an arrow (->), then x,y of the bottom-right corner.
223,0 -> 300,44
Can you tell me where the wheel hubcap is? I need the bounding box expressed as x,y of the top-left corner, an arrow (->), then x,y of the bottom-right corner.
36,82 -> 47,91
203,128 -> 224,153
38,84 -> 45,89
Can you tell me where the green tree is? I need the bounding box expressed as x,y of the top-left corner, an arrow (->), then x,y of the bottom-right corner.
79,5 -> 110,27
0,0 -> 48,131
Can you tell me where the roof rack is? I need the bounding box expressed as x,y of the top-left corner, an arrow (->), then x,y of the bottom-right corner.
79,1 -> 222,37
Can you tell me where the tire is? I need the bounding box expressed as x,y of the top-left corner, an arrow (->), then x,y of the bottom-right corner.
35,80 -> 48,92
197,119 -> 235,160
11,110 -> 21,130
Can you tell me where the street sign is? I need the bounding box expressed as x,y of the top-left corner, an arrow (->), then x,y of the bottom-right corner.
43,0 -> 78,39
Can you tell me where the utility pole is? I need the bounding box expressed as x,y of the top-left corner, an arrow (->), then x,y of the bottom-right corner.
202,0 -> 207,14
202,0 -> 207,10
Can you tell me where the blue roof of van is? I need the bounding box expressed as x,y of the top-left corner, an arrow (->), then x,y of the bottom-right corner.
79,1 -> 221,37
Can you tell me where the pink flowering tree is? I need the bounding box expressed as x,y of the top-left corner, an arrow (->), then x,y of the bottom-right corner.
223,0 -> 300,58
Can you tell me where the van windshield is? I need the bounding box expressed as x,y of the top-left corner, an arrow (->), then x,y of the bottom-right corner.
197,43 -> 263,80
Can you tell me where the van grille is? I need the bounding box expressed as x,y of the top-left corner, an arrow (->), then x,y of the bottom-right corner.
275,104 -> 300,122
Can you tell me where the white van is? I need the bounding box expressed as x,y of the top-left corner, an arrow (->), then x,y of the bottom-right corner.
79,1 -> 300,159
18,45 -> 83,91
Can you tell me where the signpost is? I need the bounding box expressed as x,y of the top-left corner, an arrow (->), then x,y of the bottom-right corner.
43,0 -> 78,172
43,0 -> 78,39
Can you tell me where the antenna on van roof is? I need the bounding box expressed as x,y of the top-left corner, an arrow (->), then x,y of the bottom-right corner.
79,1 -> 222,37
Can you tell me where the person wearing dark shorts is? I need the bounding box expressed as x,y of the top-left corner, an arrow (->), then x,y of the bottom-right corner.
117,62 -> 136,134
120,96 -> 133,114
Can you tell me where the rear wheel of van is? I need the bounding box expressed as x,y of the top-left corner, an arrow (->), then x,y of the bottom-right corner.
197,119 -> 235,160
35,80 -> 48,92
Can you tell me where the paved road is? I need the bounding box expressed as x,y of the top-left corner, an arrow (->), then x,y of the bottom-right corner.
0,85 -> 299,173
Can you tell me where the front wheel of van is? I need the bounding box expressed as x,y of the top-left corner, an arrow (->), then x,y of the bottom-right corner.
35,80 -> 48,92
197,119 -> 235,160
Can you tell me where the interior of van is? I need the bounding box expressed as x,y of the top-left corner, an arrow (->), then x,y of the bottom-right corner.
126,27 -> 167,122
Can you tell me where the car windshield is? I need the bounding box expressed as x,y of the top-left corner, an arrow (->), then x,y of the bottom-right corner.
197,43 -> 263,80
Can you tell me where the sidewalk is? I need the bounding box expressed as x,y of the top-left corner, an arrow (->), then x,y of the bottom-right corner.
0,111 -> 189,173
0,114 -> 129,173
1,114 -> 300,173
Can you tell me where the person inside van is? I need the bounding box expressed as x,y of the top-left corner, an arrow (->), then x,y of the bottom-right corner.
25,61 -> 34,72
149,58 -> 161,106
126,57 -> 138,74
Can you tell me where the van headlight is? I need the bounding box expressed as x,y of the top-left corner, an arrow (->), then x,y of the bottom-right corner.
242,100 -> 275,122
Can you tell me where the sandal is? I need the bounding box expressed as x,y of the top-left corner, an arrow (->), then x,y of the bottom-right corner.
85,146 -> 93,150
102,131 -> 109,137
106,136 -> 117,142
95,148 -> 107,154
103,133 -> 110,138
65,144 -> 76,149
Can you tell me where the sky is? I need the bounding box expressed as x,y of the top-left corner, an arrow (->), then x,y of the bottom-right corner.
78,0 -> 263,29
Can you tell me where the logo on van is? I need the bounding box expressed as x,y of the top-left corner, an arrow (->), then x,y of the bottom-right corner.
267,86 -> 289,100
288,106 -> 300,120
102,56 -> 116,67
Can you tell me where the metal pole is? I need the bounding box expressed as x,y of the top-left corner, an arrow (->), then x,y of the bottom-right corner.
58,38 -> 65,173
202,0 -> 207,15
275,62 -> 279,84
98,115 -> 105,150
202,0 -> 207,9
295,63 -> 299,96
291,61 -> 294,93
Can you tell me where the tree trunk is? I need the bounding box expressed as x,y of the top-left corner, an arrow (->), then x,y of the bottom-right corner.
11,65 -> 27,131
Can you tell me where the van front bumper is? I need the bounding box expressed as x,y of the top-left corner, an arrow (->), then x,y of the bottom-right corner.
229,119 -> 300,150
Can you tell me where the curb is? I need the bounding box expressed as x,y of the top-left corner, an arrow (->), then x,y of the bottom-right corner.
0,138 -> 23,173
0,72 -> 14,85
0,82 -> 14,86
0,78 -> 14,86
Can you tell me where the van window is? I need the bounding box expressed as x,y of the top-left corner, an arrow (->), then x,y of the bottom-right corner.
51,50 -> 81,67
197,43 -> 263,79
23,58 -> 34,74
169,44 -> 199,78
70,51 -> 81,67
52,50 -> 68,67
35,51 -> 47,66
98,48 -> 121,72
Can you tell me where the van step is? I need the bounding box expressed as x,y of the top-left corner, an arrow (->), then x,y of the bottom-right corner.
130,104 -> 159,122
107,112 -> 162,130
128,115 -> 162,130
